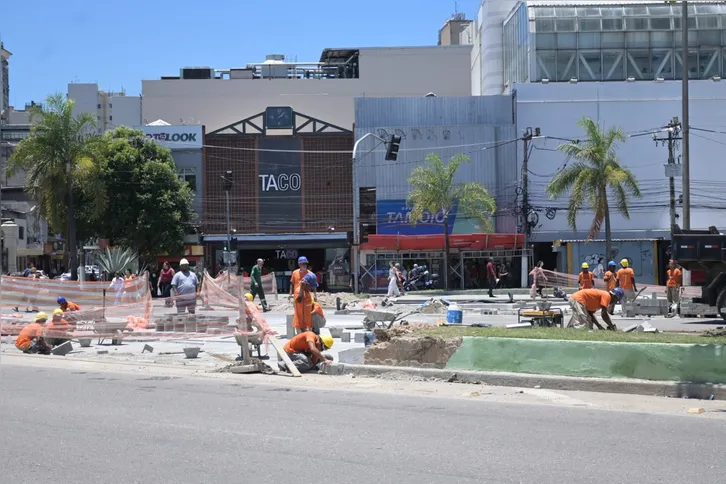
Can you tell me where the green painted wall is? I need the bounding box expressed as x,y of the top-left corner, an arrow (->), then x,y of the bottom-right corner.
445,337 -> 726,383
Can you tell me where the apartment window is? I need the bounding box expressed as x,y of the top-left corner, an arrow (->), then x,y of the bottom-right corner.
97,104 -> 101,109
109,115 -> 113,121
178,169 -> 197,192
18,226 -> 24,240
108,103 -> 112,108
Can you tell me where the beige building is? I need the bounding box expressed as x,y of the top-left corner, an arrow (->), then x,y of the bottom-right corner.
141,45 -> 472,131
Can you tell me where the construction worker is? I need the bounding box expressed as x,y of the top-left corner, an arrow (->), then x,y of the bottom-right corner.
279,331 -> 334,373
45,308 -> 73,347
603,261 -> 618,291
311,297 -> 326,334
250,258 -> 269,312
237,293 -> 268,360
15,312 -> 52,354
289,256 -> 313,298
57,296 -> 81,312
617,258 -> 637,303
567,288 -> 624,330
666,259 -> 682,304
578,262 -> 595,289
292,272 -> 318,334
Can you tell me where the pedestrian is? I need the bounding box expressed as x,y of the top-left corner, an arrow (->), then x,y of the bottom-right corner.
15,312 -> 51,354
567,288 -> 624,330
250,258 -> 269,312
293,272 -> 318,334
159,262 -> 175,307
108,272 -> 125,305
529,261 -> 548,298
278,331 -> 334,373
578,263 -> 595,289
666,259 -> 682,305
593,258 -> 605,279
486,258 -> 497,297
498,261 -> 510,288
395,263 -> 405,295
387,261 -> 400,297
616,259 -> 637,303
171,259 -> 200,314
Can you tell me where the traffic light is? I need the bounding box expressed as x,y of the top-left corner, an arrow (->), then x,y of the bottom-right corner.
230,236 -> 238,251
385,135 -> 401,161
223,170 -> 233,191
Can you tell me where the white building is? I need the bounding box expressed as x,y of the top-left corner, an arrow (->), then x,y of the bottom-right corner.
1,42 -> 10,116
468,0 -> 726,95
67,83 -> 141,133
141,46 -> 473,131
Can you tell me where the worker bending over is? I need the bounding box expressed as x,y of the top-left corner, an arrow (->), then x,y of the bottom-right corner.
15,312 -> 52,354
578,263 -> 594,289
45,308 -> 73,347
57,296 -> 81,312
567,288 -> 624,330
616,259 -> 637,302
279,331 -> 334,373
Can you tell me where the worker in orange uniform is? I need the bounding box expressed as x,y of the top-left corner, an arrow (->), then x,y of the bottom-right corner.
578,262 -> 595,289
45,308 -> 73,347
666,259 -> 682,304
616,258 -> 637,303
567,288 -> 624,330
292,272 -> 318,334
57,296 -> 81,312
311,297 -> 326,334
603,261 -> 618,291
288,256 -> 312,298
279,331 -> 334,373
15,312 -> 52,354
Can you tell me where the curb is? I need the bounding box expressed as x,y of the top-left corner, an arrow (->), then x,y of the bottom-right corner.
325,363 -> 726,399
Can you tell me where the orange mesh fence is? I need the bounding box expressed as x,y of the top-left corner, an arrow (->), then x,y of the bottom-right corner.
538,269 -> 701,298
199,270 -> 278,309
0,275 -> 152,337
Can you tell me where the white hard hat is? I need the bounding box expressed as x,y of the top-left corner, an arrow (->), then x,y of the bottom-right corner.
179,258 -> 189,266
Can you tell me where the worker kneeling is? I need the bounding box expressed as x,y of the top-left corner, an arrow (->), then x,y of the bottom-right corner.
45,308 -> 73,347
567,288 -> 624,330
15,312 -> 52,355
279,332 -> 334,374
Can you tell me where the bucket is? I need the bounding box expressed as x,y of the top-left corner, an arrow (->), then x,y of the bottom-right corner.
183,347 -> 200,359
79,338 -> 92,348
446,305 -> 463,324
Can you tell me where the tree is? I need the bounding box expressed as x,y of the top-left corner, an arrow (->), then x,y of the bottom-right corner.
92,127 -> 194,257
6,93 -> 105,280
407,153 -> 496,290
546,117 -> 642,260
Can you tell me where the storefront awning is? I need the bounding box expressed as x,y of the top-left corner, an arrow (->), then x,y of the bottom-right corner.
203,232 -> 349,250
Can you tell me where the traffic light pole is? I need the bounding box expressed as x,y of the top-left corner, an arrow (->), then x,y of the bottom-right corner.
352,132 -> 388,294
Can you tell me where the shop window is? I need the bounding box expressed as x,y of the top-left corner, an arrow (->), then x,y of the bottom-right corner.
179,169 -> 197,192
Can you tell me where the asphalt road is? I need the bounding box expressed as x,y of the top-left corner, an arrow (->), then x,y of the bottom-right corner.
1,365 -> 724,483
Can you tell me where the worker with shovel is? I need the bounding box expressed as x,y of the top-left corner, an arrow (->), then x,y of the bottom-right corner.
279,331 -> 334,373
567,288 -> 624,330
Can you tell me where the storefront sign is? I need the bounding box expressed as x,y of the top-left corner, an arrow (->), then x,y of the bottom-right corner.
376,199 -> 458,236
135,125 -> 203,149
275,249 -> 299,259
258,137 -> 303,231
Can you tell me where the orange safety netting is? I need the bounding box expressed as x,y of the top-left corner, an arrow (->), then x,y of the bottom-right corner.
537,269 -> 701,298
0,274 -> 152,337
199,270 -> 278,309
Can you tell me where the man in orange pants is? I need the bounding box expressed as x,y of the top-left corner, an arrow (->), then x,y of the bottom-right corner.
292,272 -> 318,334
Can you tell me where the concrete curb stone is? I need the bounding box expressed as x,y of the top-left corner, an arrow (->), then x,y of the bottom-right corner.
324,362 -> 726,399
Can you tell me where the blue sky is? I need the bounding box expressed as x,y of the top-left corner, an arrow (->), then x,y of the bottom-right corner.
2,0 -> 479,106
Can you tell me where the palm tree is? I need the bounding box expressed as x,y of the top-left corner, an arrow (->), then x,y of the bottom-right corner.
546,117 -> 641,260
6,93 -> 105,280
407,153 -> 496,290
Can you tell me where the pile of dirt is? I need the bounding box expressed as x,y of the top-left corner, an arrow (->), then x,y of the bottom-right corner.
212,359 -> 275,374
419,298 -> 448,315
364,328 -> 462,369
703,327 -> 726,337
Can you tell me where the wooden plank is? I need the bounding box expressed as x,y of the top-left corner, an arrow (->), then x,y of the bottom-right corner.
267,337 -> 302,378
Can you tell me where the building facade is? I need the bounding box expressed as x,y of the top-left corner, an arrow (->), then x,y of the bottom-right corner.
1,43 -> 10,116
141,46 -> 473,131
67,83 -> 142,133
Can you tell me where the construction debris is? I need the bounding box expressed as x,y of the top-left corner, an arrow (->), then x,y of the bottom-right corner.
688,407 -> 705,414
418,299 -> 448,315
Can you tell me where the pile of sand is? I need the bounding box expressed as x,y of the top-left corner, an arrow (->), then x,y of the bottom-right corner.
418,298 -> 448,315
364,328 -> 462,369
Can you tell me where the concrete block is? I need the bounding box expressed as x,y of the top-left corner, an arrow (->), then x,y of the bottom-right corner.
341,331 -> 352,343
286,314 -> 295,339
688,407 -> 705,414
97,350 -> 109,355
622,324 -> 639,333
51,341 -> 73,356
354,332 -> 365,344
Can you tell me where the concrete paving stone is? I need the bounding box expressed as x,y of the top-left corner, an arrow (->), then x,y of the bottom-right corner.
341,331 -> 351,343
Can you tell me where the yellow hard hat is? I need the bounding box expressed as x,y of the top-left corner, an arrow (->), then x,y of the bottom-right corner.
34,312 -> 49,322
311,297 -> 315,304
52,308 -> 64,316
620,259 -> 629,267
581,262 -> 589,269
320,333 -> 334,349
244,293 -> 254,301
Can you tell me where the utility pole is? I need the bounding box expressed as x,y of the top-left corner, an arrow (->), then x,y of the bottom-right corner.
653,118 -> 682,237
520,127 -> 539,288
681,0 -> 691,229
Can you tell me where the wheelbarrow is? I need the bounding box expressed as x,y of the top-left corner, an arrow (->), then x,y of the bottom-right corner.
362,308 -> 418,330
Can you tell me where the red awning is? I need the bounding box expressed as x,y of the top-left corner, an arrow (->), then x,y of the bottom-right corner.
360,233 -> 523,251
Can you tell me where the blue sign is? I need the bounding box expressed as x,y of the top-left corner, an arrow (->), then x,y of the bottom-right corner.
376,199 -> 458,235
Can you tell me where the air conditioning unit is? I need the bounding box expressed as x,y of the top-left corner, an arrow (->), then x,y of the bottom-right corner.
179,67 -> 214,80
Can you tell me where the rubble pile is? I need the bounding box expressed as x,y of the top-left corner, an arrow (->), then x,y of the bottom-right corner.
418,299 -> 448,315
